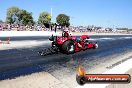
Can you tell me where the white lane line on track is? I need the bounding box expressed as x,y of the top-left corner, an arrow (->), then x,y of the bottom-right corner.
76,58 -> 132,88
0,31 -> 62,37
89,37 -> 132,41
0,40 -> 51,50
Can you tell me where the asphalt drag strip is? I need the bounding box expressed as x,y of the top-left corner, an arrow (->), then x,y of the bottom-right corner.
0,35 -> 132,88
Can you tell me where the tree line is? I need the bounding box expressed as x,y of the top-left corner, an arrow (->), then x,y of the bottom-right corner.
5,6 -> 70,27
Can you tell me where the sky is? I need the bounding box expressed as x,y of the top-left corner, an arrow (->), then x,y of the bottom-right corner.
0,0 -> 132,28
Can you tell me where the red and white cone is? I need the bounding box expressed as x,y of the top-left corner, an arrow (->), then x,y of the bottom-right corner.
0,40 -> 2,44
7,37 -> 10,44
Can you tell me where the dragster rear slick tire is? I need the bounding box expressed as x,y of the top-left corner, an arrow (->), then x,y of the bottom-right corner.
62,40 -> 75,54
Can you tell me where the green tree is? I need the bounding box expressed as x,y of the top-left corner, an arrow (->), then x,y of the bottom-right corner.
6,6 -> 20,24
38,12 -> 51,26
56,14 -> 70,27
6,7 -> 34,25
18,10 -> 34,25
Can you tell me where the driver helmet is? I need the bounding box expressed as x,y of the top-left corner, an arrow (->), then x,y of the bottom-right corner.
63,29 -> 69,37
80,35 -> 89,40
64,28 -> 69,32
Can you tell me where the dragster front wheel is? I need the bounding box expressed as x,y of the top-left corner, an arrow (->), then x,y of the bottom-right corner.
93,43 -> 98,49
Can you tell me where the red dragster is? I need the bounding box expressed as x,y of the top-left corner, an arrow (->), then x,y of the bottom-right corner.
49,30 -> 98,54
